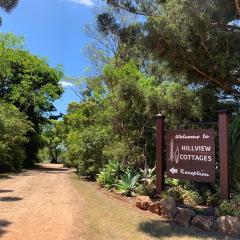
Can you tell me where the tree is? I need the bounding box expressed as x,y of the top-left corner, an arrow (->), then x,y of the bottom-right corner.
63,61 -> 207,177
103,0 -> 240,98
0,101 -> 32,172
0,33 -> 63,166
40,121 -> 65,164
0,0 -> 19,25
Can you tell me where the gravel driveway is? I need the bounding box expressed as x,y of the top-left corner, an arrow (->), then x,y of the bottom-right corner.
0,164 -> 85,240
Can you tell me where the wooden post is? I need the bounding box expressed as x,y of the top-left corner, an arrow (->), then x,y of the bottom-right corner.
218,110 -> 229,200
155,114 -> 165,195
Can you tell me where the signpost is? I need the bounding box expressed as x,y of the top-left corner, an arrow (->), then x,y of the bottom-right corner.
166,129 -> 215,183
155,111 -> 229,200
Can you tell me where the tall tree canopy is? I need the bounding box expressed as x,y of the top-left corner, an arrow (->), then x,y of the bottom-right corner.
101,0 -> 240,97
0,33 -> 63,166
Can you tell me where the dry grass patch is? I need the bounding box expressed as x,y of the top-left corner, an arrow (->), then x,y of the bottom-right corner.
72,176 -> 226,240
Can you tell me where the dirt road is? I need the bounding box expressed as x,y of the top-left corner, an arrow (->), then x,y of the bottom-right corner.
0,164 -> 224,240
0,164 -> 85,240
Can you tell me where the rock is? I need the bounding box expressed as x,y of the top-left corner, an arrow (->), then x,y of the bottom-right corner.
149,202 -> 161,215
195,206 -> 215,216
191,215 -> 214,231
160,197 -> 179,219
175,208 -> 196,227
136,196 -> 152,210
215,215 -> 240,237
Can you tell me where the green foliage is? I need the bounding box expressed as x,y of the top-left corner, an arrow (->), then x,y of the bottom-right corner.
164,185 -> 204,207
67,124 -> 110,179
182,190 -> 204,207
105,0 -> 240,97
217,194 -> 240,218
40,121 -> 65,163
0,33 -> 63,167
147,81 -> 202,125
203,190 -> 219,207
165,178 -> 180,186
97,160 -> 122,189
166,186 -> 184,202
229,115 -> 240,191
0,102 -> 32,172
37,147 -> 50,163
136,167 -> 156,196
115,169 -> 140,196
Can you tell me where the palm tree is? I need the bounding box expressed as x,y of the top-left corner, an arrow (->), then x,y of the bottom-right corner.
0,0 -> 19,25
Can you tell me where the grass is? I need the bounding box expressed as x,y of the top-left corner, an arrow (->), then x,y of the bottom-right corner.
0,173 -> 11,179
72,176 -> 226,240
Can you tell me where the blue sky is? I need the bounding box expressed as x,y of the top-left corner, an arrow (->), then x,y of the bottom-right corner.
1,0 -> 99,114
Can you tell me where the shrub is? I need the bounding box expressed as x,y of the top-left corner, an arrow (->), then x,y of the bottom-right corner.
115,169 -> 140,196
204,190 -> 219,207
217,194 -> 240,218
166,186 -> 184,202
182,190 -> 203,207
67,125 -> 110,179
165,178 -> 180,186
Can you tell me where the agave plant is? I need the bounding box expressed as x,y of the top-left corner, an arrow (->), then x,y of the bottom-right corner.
115,169 -> 140,196
137,167 -> 156,196
97,160 -> 122,189
140,167 -> 156,183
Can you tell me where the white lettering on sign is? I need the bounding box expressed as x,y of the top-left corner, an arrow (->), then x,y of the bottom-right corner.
179,154 -> 212,161
166,129 -> 215,182
169,139 -> 213,164
203,134 -> 210,139
180,169 -> 210,177
181,145 -> 211,152
175,134 -> 200,139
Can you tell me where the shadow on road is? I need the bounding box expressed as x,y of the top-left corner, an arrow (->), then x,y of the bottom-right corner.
32,165 -> 70,174
0,196 -> 23,202
0,219 -> 11,237
138,220 -> 226,239
0,190 -> 13,194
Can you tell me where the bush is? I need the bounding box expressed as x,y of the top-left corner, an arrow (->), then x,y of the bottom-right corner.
166,186 -> 184,202
66,125 -> 110,179
203,190 -> 219,207
182,190 -> 203,207
217,194 -> 240,218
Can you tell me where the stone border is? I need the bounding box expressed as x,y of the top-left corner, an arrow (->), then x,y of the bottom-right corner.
136,196 -> 240,238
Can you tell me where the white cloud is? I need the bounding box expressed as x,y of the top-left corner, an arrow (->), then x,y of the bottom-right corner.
68,0 -> 94,6
59,81 -> 75,88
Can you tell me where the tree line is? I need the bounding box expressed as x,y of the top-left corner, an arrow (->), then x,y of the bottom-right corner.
0,31 -> 63,171
45,0 -> 240,194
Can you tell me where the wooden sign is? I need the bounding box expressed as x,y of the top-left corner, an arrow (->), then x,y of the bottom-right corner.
166,129 -> 215,183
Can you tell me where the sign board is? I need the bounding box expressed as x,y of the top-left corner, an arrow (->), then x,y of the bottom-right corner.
166,129 -> 215,183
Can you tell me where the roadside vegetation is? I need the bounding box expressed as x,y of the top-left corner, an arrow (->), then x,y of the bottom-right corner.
73,176 -> 221,240
57,0 -> 240,221
0,31 -> 63,171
